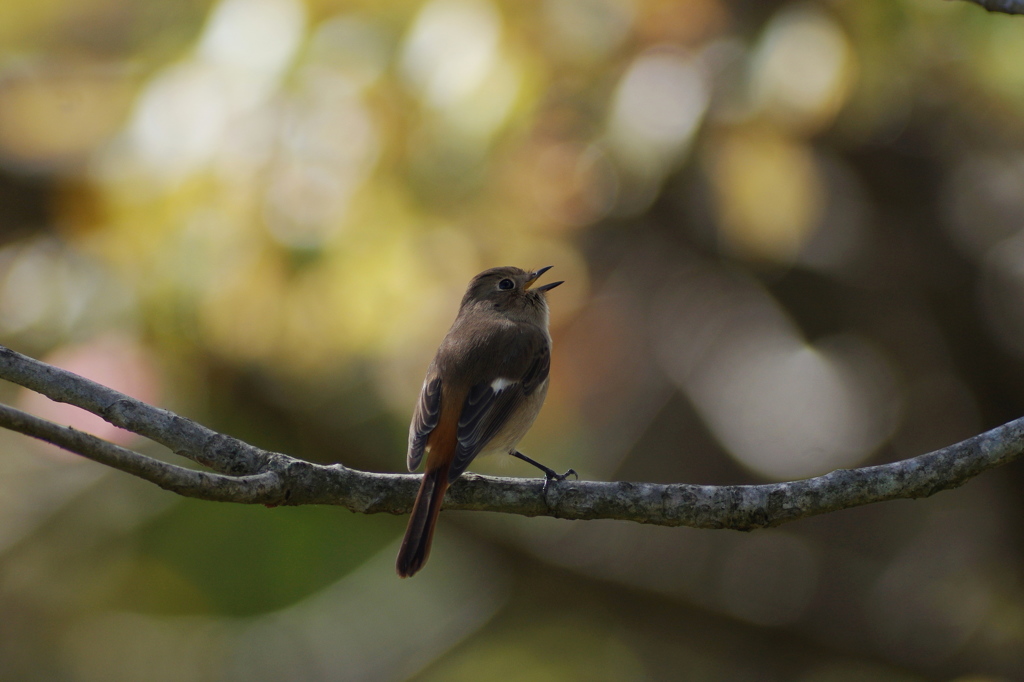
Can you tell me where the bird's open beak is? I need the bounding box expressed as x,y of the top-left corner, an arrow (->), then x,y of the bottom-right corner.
526,265 -> 563,292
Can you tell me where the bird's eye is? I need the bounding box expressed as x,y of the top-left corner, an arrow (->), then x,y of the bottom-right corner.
498,278 -> 515,290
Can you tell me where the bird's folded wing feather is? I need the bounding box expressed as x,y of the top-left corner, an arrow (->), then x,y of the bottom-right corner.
449,340 -> 550,481
407,375 -> 442,471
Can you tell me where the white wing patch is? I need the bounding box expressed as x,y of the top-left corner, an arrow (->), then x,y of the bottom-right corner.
490,377 -> 515,392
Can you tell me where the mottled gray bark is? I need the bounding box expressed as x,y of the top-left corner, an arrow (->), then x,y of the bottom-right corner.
0,344 -> 1021,529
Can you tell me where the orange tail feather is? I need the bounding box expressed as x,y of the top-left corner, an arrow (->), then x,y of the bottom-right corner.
396,467 -> 450,577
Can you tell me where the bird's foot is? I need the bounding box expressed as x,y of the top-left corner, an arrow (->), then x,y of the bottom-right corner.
541,467 -> 578,495
510,450 -> 578,494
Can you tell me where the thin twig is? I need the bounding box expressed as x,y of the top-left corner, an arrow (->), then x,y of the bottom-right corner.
0,403 -> 282,503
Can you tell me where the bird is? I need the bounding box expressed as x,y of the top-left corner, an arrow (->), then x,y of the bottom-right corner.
396,265 -> 575,578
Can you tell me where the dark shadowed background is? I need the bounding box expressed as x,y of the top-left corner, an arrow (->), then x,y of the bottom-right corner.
1,0 -> 1023,679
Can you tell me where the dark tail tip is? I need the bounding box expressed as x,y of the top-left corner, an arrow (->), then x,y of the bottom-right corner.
396,533 -> 427,577
396,550 -> 424,578
396,468 -> 447,578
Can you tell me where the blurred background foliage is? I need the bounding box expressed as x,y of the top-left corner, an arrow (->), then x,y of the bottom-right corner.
1,0 -> 1023,678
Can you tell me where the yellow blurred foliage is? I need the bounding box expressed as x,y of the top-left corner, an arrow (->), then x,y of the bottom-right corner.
708,126 -> 823,264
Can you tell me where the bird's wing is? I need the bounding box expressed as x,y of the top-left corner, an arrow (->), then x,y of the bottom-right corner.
448,339 -> 550,482
407,375 -> 442,471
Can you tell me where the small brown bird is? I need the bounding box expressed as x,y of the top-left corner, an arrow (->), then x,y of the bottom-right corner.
396,266 -> 575,578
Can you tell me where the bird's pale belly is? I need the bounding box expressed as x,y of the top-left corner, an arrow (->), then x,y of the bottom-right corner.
481,379 -> 549,457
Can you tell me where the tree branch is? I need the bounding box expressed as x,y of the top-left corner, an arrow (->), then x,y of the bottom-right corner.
0,345 -> 279,475
0,343 -> 1021,529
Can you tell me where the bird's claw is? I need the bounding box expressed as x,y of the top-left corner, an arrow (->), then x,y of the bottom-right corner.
548,468 -> 578,482
542,468 -> 578,495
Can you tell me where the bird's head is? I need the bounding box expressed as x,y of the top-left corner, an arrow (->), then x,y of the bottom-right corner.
460,266 -> 563,325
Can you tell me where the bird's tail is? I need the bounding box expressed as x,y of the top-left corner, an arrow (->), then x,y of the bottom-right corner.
396,466 -> 450,577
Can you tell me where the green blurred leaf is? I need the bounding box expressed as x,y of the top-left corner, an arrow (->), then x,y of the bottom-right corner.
134,499 -> 403,616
